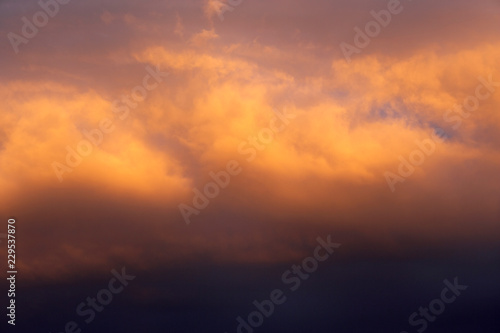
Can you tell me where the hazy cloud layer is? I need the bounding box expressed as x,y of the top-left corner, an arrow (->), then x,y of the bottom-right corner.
0,0 -> 499,284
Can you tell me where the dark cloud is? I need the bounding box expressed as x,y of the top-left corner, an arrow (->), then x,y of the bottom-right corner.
1,0 -> 499,332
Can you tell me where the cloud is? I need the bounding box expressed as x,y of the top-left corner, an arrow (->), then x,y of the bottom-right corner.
1,0 -> 499,284
189,28 -> 219,46
203,0 -> 229,23
174,12 -> 184,37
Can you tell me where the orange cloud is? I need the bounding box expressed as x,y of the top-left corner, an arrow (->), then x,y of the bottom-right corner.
1,0 -> 499,283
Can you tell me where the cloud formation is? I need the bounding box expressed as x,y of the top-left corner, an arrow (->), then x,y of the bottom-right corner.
0,0 -> 499,284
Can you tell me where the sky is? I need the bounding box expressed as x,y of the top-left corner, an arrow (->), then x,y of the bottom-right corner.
0,0 -> 499,332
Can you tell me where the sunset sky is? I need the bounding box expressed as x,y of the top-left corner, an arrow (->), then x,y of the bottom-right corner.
1,0 -> 499,332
